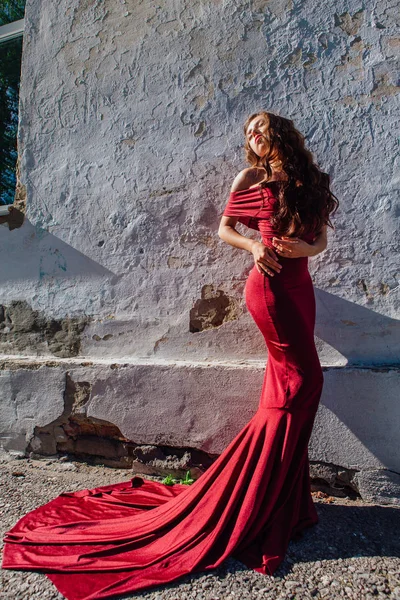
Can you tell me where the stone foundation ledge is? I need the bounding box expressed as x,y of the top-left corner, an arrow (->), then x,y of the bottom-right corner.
0,355 -> 399,504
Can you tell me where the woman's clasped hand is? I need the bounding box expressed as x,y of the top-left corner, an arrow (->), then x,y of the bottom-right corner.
251,236 -> 316,276
272,236 -> 317,259
250,241 -> 282,276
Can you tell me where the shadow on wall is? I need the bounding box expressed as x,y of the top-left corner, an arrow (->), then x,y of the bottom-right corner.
0,217 -> 113,283
315,288 -> 399,366
312,367 -> 400,473
312,289 -> 400,475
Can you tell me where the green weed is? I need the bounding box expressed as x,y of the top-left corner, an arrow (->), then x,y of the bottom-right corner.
162,470 -> 195,486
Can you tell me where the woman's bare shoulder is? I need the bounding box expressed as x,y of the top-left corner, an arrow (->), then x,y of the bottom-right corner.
230,167 -> 265,192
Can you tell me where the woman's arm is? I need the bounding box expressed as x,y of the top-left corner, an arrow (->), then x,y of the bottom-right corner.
272,225 -> 328,258
218,168 -> 283,276
218,216 -> 282,276
218,169 -> 257,253
218,215 -> 255,254
309,225 -> 328,256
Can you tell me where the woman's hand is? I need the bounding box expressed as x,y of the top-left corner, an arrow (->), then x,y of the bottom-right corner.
271,236 -> 315,258
251,241 -> 283,276
272,226 -> 328,258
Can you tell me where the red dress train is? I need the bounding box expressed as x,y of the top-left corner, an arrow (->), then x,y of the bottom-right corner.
2,183 -> 324,600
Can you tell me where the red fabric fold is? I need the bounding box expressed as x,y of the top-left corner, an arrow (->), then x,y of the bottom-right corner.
2,408 -> 320,600
222,185 -> 277,230
222,184 -> 315,246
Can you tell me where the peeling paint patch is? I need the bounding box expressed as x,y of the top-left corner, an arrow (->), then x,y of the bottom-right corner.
27,372 -> 132,465
194,121 -> 206,136
0,153 -> 27,231
1,155 -> 27,230
66,376 -> 92,413
92,334 -> 113,341
282,48 -> 302,68
154,335 -> 169,352
356,279 -> 373,301
120,137 -> 136,146
0,301 -> 90,358
167,256 -> 191,268
189,285 -> 240,333
336,37 -> 364,72
27,373 -> 220,471
303,52 -> 317,69
379,283 -> 390,295
148,186 -> 186,198
371,72 -> 399,100
14,156 -> 27,215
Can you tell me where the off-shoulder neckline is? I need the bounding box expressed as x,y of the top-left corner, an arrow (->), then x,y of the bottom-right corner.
230,181 -> 281,195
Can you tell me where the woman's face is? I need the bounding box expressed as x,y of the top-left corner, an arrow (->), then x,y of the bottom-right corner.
245,114 -> 270,159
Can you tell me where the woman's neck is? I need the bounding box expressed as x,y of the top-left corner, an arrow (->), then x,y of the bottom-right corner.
258,159 -> 284,174
268,159 -> 284,173
258,164 -> 286,181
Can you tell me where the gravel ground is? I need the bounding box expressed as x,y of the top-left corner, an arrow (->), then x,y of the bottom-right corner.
0,454 -> 399,600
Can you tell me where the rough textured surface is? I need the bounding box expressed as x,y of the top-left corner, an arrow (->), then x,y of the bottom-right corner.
308,367 -> 400,472
353,470 -> 400,506
0,302 -> 89,357
0,0 -> 397,363
0,359 -> 399,502
0,0 -> 399,502
0,366 -> 65,452
1,454 -> 400,600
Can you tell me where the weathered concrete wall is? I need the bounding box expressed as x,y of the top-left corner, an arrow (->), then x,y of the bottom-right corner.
1,358 -> 399,502
0,0 -> 399,500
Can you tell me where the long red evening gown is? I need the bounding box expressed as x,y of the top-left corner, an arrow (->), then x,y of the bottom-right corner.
2,182 -> 324,600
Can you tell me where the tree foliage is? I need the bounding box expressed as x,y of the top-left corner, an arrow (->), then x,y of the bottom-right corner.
0,0 -> 26,26
0,0 -> 25,204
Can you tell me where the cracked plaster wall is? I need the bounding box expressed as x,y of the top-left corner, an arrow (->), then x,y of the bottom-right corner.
0,0 -> 399,496
0,0 -> 397,364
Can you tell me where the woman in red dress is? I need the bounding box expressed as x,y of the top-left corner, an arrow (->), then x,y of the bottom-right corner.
2,111 -> 338,600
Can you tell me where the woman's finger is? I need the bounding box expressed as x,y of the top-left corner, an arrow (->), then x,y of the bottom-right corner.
262,256 -> 282,270
259,259 -> 279,273
273,237 -> 298,247
258,261 -> 274,276
267,248 -> 279,261
281,236 -> 299,242
256,264 -> 264,275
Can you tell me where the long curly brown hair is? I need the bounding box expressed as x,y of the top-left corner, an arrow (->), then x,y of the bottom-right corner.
243,111 -> 339,237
